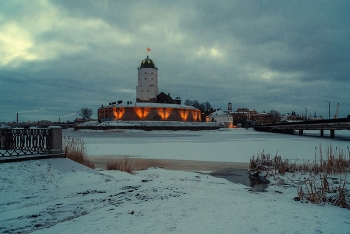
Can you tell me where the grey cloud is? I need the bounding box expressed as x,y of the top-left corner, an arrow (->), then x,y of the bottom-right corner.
1,0 -> 349,121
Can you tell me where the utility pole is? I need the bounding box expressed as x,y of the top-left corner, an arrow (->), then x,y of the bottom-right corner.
325,100 -> 330,119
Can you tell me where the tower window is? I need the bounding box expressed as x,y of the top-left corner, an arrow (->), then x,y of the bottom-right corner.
144,78 -> 147,80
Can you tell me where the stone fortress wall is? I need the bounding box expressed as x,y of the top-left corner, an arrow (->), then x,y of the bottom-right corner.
98,105 -> 201,122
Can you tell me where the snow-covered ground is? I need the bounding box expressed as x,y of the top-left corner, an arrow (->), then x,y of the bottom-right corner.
1,158 -> 349,233
1,128 -> 349,233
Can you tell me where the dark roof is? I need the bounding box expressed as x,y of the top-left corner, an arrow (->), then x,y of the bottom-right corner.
140,56 -> 156,68
157,92 -> 175,104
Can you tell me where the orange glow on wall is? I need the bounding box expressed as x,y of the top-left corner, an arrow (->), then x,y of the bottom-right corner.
135,107 -> 151,119
99,105 -> 201,122
179,109 -> 189,121
192,111 -> 200,121
113,108 -> 125,119
157,108 -> 172,119
191,111 -> 196,121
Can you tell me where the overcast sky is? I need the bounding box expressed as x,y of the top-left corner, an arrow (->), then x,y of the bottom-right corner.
1,0 -> 349,122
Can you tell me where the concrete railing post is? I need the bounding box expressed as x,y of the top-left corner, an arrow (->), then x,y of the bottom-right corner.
49,126 -> 64,154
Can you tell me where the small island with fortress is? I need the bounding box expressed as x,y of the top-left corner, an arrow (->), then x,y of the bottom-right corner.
76,56 -> 221,131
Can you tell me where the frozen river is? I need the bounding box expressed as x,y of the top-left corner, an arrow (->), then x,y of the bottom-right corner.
63,128 -> 350,163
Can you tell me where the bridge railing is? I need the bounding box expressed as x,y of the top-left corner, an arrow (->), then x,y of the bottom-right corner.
0,127 -> 63,157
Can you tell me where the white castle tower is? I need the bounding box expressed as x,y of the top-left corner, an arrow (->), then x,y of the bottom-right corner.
136,56 -> 159,103
227,102 -> 232,112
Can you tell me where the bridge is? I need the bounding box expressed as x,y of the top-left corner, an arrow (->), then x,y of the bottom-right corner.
253,118 -> 350,139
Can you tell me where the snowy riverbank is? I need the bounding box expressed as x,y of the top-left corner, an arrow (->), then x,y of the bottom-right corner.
1,158 -> 349,233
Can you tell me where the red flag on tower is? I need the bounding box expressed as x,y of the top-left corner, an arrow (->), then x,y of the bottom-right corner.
147,47 -> 151,52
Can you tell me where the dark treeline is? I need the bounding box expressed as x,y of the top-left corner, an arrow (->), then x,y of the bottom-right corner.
184,99 -> 214,121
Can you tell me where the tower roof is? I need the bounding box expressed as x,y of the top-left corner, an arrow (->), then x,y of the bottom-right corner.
140,56 -> 156,68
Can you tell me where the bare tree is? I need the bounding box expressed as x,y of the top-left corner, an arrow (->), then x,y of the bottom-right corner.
192,100 -> 200,109
199,103 -> 206,112
268,110 -> 280,117
204,102 -> 212,112
268,110 -> 281,124
78,107 -> 93,120
184,99 -> 193,106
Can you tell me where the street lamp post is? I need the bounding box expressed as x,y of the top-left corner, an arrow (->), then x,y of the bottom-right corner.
303,106 -> 307,120
325,100 -> 330,119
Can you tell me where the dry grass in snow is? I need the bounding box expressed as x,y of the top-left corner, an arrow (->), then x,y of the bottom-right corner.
63,136 -> 95,169
106,157 -> 135,174
250,144 -> 350,208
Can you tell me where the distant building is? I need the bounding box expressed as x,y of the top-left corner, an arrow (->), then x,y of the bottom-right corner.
207,109 -> 233,128
228,105 -> 281,126
74,118 -> 88,124
98,56 -> 201,122
157,92 -> 181,104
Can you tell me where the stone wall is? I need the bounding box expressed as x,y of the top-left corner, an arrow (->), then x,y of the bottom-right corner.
98,106 -> 202,122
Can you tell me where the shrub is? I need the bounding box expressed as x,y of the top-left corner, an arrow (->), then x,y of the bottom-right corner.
63,136 -> 95,169
106,157 -> 135,174
250,144 -> 349,208
250,144 -> 350,175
